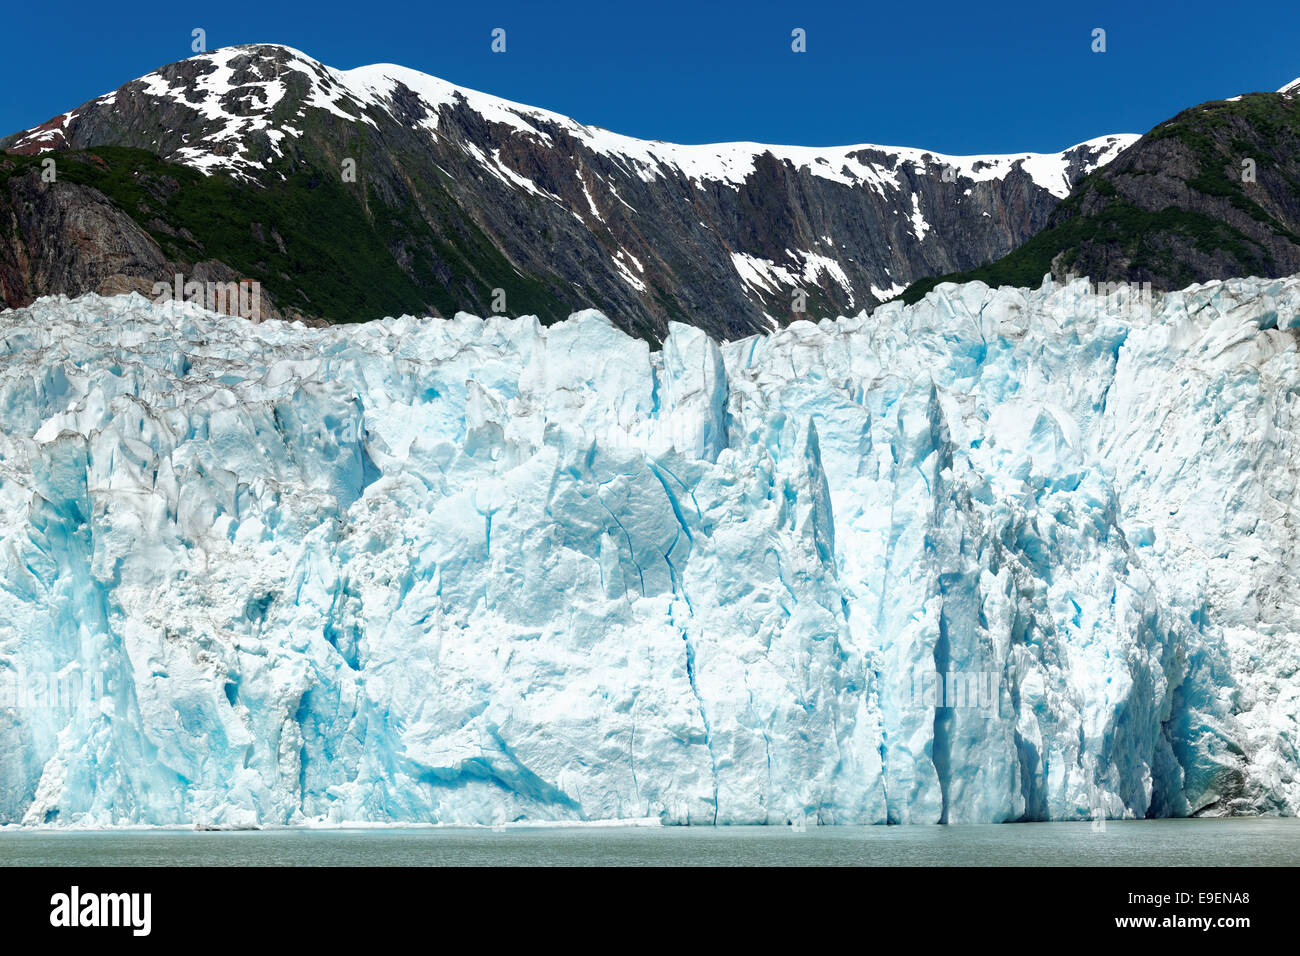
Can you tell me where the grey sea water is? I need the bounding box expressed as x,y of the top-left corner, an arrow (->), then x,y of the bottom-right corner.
1,818 -> 1297,866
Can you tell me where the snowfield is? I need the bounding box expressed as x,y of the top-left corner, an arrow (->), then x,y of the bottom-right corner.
1,275 -> 1297,826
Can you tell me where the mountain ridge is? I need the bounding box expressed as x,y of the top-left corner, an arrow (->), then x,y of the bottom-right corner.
2,43 -> 1135,340
899,75 -> 1300,303
5,44 -> 1134,195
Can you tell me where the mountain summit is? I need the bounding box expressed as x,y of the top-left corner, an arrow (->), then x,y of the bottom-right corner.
1,44 -> 1135,338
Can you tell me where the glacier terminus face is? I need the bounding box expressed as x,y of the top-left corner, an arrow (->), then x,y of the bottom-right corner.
0,275 -> 1297,827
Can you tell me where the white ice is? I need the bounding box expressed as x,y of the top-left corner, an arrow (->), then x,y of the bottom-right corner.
1,274 -> 1298,827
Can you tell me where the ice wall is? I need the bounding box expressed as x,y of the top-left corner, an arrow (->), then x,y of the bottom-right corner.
1,275 -> 1297,826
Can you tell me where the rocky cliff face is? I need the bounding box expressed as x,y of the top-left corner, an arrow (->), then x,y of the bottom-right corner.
2,44 -> 1134,340
902,79 -> 1300,302
1058,88 -> 1300,287
0,157 -> 295,322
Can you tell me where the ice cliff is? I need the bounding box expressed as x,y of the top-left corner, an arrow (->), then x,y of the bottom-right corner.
1,275 -> 1298,826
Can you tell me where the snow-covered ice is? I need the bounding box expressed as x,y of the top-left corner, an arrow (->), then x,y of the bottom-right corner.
1,274 -> 1298,827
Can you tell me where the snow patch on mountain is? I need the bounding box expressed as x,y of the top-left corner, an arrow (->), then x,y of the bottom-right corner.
729,252 -> 796,296
612,250 -> 647,291
730,251 -> 855,303
909,193 -> 930,241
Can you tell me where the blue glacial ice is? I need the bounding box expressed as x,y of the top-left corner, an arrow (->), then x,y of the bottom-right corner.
0,274 -> 1298,827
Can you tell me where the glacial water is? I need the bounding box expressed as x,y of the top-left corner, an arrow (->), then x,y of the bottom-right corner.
1,819 -> 1297,866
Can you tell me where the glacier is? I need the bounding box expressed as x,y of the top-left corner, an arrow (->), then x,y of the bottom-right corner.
0,275 -> 1298,827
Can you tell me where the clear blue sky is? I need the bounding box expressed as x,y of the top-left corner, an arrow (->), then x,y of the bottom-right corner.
2,0 -> 1298,154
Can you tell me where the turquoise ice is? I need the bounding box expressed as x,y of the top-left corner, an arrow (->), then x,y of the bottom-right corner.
1,275 -> 1297,826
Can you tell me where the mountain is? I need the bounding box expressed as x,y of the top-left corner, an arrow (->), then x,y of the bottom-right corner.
901,76 -> 1300,302
3,277 -> 1298,826
1,43 -> 1135,340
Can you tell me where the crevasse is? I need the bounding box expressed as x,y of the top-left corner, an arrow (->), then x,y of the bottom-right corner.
0,275 -> 1297,827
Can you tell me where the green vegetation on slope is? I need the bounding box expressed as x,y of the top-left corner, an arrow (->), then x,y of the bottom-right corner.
897,190 -> 1269,304
897,91 -> 1300,305
0,146 -> 572,324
